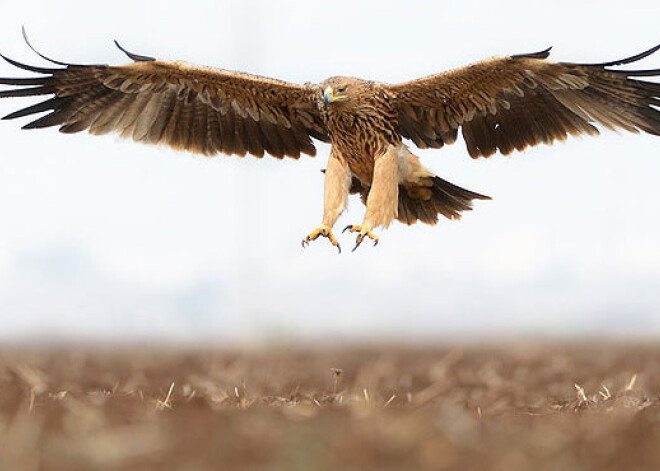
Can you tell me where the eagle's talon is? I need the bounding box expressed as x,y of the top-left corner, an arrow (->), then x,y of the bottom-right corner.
344,224 -> 379,252
302,225 -> 340,252
342,225 -> 353,234
351,236 -> 363,252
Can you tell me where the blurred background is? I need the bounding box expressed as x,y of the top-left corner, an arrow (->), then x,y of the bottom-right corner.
0,0 -> 659,345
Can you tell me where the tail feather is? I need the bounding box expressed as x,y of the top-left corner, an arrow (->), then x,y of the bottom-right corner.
349,174 -> 490,226
397,176 -> 490,225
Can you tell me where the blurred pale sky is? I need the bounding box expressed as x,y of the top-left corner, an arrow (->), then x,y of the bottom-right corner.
0,0 -> 659,343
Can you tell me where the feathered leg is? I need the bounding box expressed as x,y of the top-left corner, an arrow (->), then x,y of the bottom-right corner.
344,145 -> 399,251
302,149 -> 351,253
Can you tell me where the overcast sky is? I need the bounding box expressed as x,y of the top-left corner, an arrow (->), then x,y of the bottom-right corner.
1,0 -> 659,344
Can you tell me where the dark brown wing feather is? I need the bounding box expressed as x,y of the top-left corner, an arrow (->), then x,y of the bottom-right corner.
0,47 -> 328,159
385,45 -> 660,158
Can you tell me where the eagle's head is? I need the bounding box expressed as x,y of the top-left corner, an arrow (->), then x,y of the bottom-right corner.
321,77 -> 371,109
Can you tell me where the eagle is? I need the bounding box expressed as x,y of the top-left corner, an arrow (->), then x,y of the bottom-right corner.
1,33 -> 659,252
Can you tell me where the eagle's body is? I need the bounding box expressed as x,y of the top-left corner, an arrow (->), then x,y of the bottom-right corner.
320,78 -> 400,182
1,36 -> 660,252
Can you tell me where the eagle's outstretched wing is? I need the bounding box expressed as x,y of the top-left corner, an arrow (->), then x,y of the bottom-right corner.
385,45 -> 660,158
0,42 -> 328,159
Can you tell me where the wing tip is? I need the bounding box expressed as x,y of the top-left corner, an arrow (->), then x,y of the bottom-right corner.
21,25 -> 82,67
0,54 -> 56,74
581,42 -> 660,67
512,46 -> 552,60
113,40 -> 156,62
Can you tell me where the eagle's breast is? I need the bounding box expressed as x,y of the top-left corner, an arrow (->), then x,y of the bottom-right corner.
322,84 -> 401,183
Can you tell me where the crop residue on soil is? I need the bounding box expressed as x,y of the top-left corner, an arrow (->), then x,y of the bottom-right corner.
1,344 -> 660,470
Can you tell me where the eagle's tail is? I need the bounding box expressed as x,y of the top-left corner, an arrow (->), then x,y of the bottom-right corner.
396,176 -> 491,225
349,174 -> 490,226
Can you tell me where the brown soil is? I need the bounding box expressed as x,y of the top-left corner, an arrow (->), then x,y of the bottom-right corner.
1,343 -> 660,470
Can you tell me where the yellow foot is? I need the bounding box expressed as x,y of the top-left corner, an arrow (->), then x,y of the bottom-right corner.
342,224 -> 379,252
301,225 -> 341,253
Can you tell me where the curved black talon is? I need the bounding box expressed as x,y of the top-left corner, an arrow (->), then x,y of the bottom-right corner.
302,227 -> 341,253
352,234 -> 364,252
342,225 -> 353,234
349,231 -> 379,252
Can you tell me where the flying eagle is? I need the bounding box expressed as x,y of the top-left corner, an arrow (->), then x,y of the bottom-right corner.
1,35 -> 660,252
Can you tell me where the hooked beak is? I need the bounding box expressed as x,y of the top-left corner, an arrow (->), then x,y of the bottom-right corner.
323,86 -> 334,106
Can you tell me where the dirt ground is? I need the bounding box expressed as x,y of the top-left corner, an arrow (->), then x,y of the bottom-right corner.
1,343 -> 660,471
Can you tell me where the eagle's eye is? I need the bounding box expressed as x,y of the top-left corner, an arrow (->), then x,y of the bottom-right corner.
337,86 -> 347,93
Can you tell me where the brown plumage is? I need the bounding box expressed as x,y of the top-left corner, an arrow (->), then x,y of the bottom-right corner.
0,48 -> 327,159
1,37 -> 659,252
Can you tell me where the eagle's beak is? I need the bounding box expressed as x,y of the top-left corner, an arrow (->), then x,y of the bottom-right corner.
323,86 -> 334,106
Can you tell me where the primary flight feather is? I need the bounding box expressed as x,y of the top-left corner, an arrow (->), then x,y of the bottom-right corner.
1,35 -> 659,252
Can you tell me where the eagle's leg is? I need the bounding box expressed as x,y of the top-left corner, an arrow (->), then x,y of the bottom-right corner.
345,145 -> 399,252
301,150 -> 350,253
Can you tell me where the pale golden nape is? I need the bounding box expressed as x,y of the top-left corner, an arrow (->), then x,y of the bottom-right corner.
1,35 -> 659,252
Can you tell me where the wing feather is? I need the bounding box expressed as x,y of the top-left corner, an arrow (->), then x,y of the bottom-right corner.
386,46 -> 660,158
89,93 -> 133,136
260,118 -> 285,158
133,92 -> 162,141
0,48 -> 328,160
